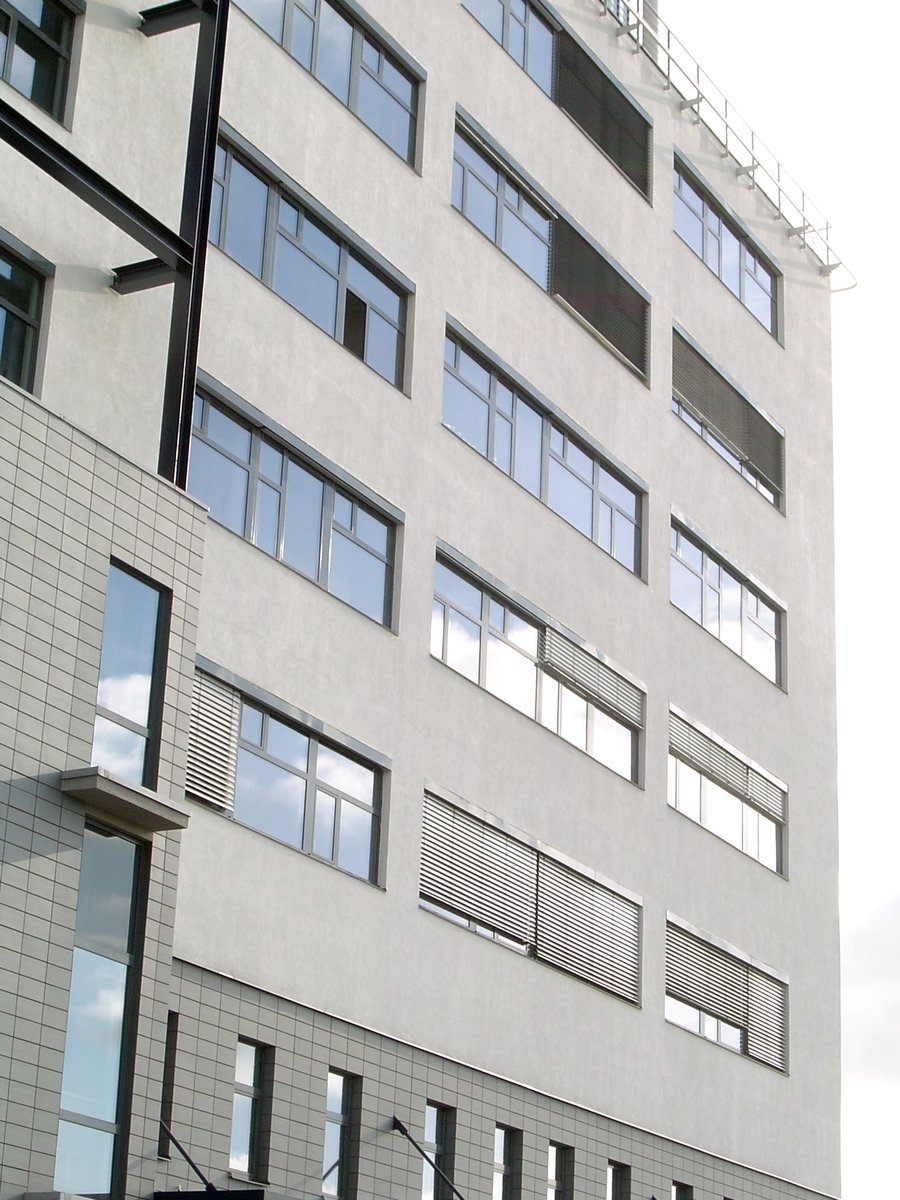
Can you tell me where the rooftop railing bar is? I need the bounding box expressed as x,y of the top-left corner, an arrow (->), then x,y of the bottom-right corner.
600,0 -> 852,287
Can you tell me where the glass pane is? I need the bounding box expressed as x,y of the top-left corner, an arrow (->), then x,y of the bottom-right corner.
501,208 -> 549,286
283,461 -> 323,578
97,566 -> 160,728
508,15 -> 525,66
0,306 -> 31,389
720,572 -> 742,653
255,481 -> 280,556
0,249 -> 40,315
327,1070 -> 346,1113
60,948 -> 127,1122
745,273 -> 774,330
290,3 -> 314,65
91,714 -> 145,786
512,398 -> 542,497
424,1103 -> 437,1143
462,0 -> 503,41
548,458 -> 592,537
259,440 -> 284,482
11,25 -> 61,113
589,707 -> 633,780
224,159 -> 269,277
526,12 -> 554,93
329,530 -> 387,622
674,195 -> 703,257
235,1040 -> 258,1086
758,815 -> 779,871
665,995 -> 700,1032
485,636 -> 536,717
317,744 -> 374,804
347,256 -> 401,322
230,1091 -> 254,1171
430,600 -> 444,658
675,760 -> 701,821
745,619 -> 777,682
705,779 -> 743,848
76,828 -> 136,954
721,226 -> 741,294
337,802 -> 373,878
493,414 -> 512,472
356,508 -> 389,555
464,172 -> 499,240
506,611 -> 537,655
720,1021 -> 743,1052
54,1120 -> 114,1195
322,1119 -> 342,1195
13,0 -> 66,41
266,717 -> 309,770
455,134 -> 498,188
314,0 -> 353,102
559,684 -> 587,749
670,557 -> 702,623
358,70 -> 412,159
301,214 -> 341,271
207,403 -> 252,460
434,563 -> 482,619
241,703 -> 264,745
188,439 -> 249,535
273,235 -> 338,335
446,609 -> 480,682
240,0 -> 284,40
540,672 -> 558,731
313,789 -> 336,858
364,307 -> 400,385
334,492 -> 353,528
235,748 -> 306,846
613,510 -> 636,571
443,372 -> 489,455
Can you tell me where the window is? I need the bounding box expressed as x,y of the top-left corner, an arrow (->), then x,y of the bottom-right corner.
55,827 -> 143,1195
493,1127 -> 519,1200
230,1039 -> 271,1179
211,141 -> 407,386
431,558 -> 642,781
671,1185 -> 693,1200
422,1102 -> 454,1200
323,1070 -> 356,1199
91,562 -> 169,789
668,710 -> 785,872
236,0 -> 418,162
421,794 -> 642,1003
674,164 -> 777,334
665,921 -> 787,1070
0,239 -> 43,391
461,1 -> 651,196
0,0 -> 74,120
157,1011 -> 178,1158
547,1143 -> 572,1200
452,123 -> 649,377
670,525 -> 781,683
189,392 -> 396,624
443,332 -> 641,572
606,1161 -> 631,1200
672,331 -> 783,506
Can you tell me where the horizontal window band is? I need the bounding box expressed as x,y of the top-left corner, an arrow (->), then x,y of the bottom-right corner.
669,710 -> 785,821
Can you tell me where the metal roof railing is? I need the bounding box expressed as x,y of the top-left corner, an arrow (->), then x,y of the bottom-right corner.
600,0 -> 854,289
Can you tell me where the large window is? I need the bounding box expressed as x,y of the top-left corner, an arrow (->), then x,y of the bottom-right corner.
211,141 -> 407,386
672,330 -> 783,506
460,0 -> 651,196
236,0 -> 418,162
322,1070 -> 357,1199
91,562 -> 168,789
55,827 -> 142,1195
421,794 -> 642,1003
0,240 -> 43,391
443,332 -> 641,572
674,164 -> 777,334
189,392 -> 395,625
0,0 -> 74,120
670,525 -> 781,684
668,710 -> 785,873
230,1039 -> 271,1179
431,558 -> 642,781
665,921 -> 787,1071
451,124 -> 649,377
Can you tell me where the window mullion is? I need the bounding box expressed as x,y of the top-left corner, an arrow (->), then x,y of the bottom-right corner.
303,739 -> 319,853
319,480 -> 335,588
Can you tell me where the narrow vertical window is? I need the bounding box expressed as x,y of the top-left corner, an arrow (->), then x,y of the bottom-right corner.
91,563 -> 169,788
422,1102 -> 453,1200
157,1011 -> 179,1157
55,827 -> 143,1195
672,1184 -> 693,1200
606,1161 -> 631,1200
323,1070 -> 355,1199
492,1126 -> 519,1200
547,1143 -> 572,1200
0,241 -> 43,391
230,1039 -> 270,1178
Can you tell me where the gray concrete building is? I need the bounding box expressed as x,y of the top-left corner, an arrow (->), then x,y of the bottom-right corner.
0,2 -> 841,1200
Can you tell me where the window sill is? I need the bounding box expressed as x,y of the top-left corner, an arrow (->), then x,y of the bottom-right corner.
60,766 -> 190,834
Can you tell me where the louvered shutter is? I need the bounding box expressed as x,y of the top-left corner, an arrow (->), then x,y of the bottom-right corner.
669,711 -> 785,822
537,857 -> 640,1002
540,628 -> 644,728
666,924 -> 787,1071
556,32 -> 651,198
185,671 -> 240,809
552,221 -> 649,378
672,332 -> 784,497
420,796 -> 537,945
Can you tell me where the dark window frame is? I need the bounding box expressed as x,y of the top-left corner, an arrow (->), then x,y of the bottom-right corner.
0,0 -> 82,121
0,229 -> 51,393
422,1101 -> 455,1200
230,1037 -> 273,1181
323,1069 -> 359,1200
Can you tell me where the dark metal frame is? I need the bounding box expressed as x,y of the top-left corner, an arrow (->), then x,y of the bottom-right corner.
0,0 -> 229,487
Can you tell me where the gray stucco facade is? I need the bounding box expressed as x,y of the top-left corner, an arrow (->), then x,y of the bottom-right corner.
0,2 -> 840,1200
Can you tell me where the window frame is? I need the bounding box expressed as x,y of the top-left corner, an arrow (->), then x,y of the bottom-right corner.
442,327 -> 644,574
0,0 -> 82,121
229,1037 -> 272,1180
322,1069 -> 358,1200
606,1161 -> 631,1200
210,131 -> 412,389
189,384 -> 400,627
422,1101 -> 455,1200
234,0 -> 422,165
0,226 -> 52,394
493,1126 -> 520,1200
673,159 -> 780,337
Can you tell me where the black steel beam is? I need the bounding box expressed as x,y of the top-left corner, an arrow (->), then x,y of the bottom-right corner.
0,97 -> 192,272
140,0 -> 216,36
113,257 -> 177,293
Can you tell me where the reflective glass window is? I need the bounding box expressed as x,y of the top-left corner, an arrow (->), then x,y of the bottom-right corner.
1,0 -> 72,118
462,0 -> 553,95
0,242 -> 43,391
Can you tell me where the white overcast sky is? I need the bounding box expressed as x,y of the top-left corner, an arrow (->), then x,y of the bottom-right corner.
657,3 -> 900,1196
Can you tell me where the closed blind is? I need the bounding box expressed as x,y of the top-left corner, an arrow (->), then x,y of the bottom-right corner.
541,627 -> 644,728
669,711 -> 785,822
185,671 -> 240,809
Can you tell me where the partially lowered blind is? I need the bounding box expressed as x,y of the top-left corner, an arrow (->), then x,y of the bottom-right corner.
666,923 -> 787,1071
421,795 -> 537,945
556,32 -> 651,197
185,671 -> 240,809
672,332 -> 784,496
537,857 -> 640,1002
552,221 -> 649,378
540,627 -> 644,728
669,711 -> 785,822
